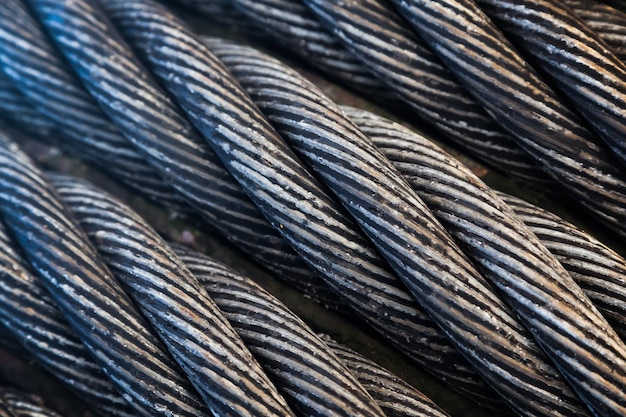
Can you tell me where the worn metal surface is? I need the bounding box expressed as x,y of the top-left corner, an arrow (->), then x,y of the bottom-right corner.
477,0 -> 626,172
175,245 -> 386,417
391,0 -> 626,240
54,175 -> 297,417
0,132 -> 210,417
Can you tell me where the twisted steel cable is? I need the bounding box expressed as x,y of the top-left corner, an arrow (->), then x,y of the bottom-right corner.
170,0 -> 396,102
0,220 -> 135,417
0,131 -> 210,417
562,0 -> 626,62
389,0 -> 626,239
300,0 -> 549,186
0,0 -> 190,216
1,390 -> 62,417
101,0 -> 509,408
475,0 -> 626,170
230,0 -> 396,102
496,191 -> 626,342
344,106 -> 626,416
52,174 -> 297,417
172,244 -> 387,417
206,38 -> 593,417
25,0 -> 345,311
319,336 -> 450,417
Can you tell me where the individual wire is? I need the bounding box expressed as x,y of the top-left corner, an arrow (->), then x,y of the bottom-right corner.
301,0 -> 550,185
497,192 -> 626,342
205,37 -> 592,417
170,0 -> 395,102
389,0 -> 626,239
563,0 -> 626,62
0,131 -> 210,417
320,335 -> 451,417
1,389 -> 62,417
0,0 -> 189,216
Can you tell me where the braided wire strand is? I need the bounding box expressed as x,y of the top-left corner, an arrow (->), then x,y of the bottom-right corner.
25,0 -> 344,309
206,38 -> 595,417
301,0 -> 549,185
475,0 -> 626,170
229,0 -> 396,102
172,244 -> 387,417
0,221 -> 135,417
319,336 -> 450,417
389,0 -> 626,239
102,0 -> 508,407
496,191 -> 626,341
562,0 -> 626,62
170,0 -> 395,101
343,106 -> 626,416
1,390 -> 63,417
52,174 -> 297,417
0,0 -> 190,215
0,131 -> 210,417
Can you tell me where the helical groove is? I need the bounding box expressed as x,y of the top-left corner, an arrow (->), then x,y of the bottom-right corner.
390,0 -> 626,238
25,0 -> 344,310
563,0 -> 626,62
1,390 -> 63,417
344,105 -> 626,417
0,131 -> 210,417
172,244 -> 386,417
204,37 -> 590,416
103,0 -> 505,408
51,174 -> 296,417
0,71 -> 57,140
229,0 -> 395,102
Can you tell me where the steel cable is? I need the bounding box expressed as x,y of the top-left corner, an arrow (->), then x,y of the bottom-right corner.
474,0 -> 626,172
51,174 -> 298,417
1,390 -> 62,417
173,244 -> 388,417
300,0 -> 549,185
344,105 -> 626,417
562,0 -> 626,63
0,220 -> 135,417
496,191 -> 626,342
389,0 -> 626,239
0,0 -> 190,216
25,0 -> 345,311
103,0 -> 509,407
206,37 -> 593,417
320,336 -> 451,417
0,131 -> 210,417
